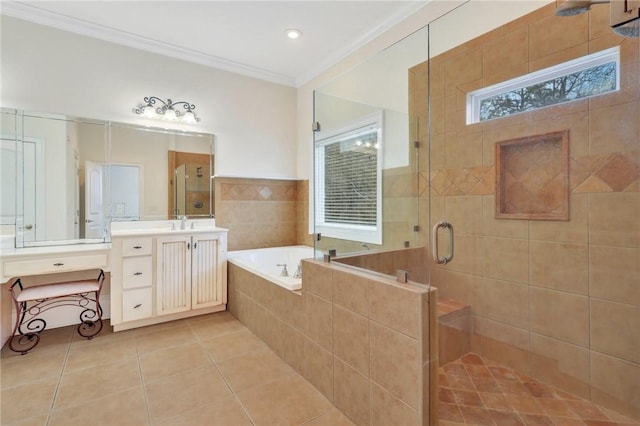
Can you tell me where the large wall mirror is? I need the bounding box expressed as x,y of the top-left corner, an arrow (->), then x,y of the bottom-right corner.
0,108 -> 214,248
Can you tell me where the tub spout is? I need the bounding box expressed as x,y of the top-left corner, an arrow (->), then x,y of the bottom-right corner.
293,263 -> 302,279
276,264 -> 288,277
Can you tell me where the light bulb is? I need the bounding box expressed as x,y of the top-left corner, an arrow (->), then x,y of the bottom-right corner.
142,105 -> 156,118
355,140 -> 362,146
285,29 -> 302,39
164,108 -> 177,120
182,111 -> 197,124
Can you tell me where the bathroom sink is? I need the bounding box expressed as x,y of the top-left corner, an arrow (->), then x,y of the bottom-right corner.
110,219 -> 225,236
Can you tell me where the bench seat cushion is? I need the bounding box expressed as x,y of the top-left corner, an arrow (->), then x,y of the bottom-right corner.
16,280 -> 101,302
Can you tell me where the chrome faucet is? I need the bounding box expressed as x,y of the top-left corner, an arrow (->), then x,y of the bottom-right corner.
179,215 -> 187,230
276,264 -> 289,277
293,262 -> 302,279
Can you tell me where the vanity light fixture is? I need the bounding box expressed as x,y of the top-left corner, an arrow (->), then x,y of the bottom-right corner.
555,0 -> 639,37
285,29 -> 302,39
133,96 -> 200,123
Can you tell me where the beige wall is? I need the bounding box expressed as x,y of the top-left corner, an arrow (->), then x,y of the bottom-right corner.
1,16 -> 297,180
411,3 -> 639,420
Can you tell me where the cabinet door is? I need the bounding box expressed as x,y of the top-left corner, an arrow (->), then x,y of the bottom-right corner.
191,233 -> 224,309
156,235 -> 192,315
122,287 -> 153,322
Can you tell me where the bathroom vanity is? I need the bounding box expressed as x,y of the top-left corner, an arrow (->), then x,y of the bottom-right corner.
0,242 -> 112,345
0,219 -> 228,346
109,219 -> 228,331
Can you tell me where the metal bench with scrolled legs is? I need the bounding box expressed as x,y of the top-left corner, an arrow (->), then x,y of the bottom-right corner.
8,269 -> 105,354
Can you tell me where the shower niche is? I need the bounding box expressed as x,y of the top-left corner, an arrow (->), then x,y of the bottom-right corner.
495,130 -> 570,221
168,151 -> 213,218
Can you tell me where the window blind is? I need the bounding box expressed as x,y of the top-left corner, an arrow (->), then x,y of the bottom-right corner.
322,138 -> 377,226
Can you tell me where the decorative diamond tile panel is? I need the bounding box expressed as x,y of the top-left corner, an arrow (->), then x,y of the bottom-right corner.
595,153 -> 640,192
258,186 -> 272,200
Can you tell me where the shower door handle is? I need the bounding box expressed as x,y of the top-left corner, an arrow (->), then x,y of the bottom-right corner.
432,220 -> 454,265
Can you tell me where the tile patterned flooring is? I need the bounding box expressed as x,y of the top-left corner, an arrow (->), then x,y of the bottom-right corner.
3,312 -> 639,426
439,353 -> 639,426
1,312 -> 355,426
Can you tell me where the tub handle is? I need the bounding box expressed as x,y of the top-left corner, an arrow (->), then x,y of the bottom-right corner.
432,220 -> 454,265
276,264 -> 289,277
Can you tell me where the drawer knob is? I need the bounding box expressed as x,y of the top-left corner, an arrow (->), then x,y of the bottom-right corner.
133,246 -> 142,249
53,263 -> 64,266
133,304 -> 142,309
133,272 -> 143,276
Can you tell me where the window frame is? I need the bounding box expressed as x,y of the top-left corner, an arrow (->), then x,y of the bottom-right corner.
466,47 -> 620,124
314,110 -> 384,245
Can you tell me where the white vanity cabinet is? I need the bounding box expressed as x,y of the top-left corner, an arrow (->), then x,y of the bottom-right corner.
110,221 -> 227,331
120,237 -> 154,322
156,233 -> 226,316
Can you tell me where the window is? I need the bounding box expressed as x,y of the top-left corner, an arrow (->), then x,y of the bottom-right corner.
467,47 -> 620,124
314,111 -> 383,244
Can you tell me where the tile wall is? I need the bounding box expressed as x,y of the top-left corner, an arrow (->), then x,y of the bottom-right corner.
409,3 -> 639,420
214,177 -> 306,251
228,259 -> 438,426
334,247 -> 428,284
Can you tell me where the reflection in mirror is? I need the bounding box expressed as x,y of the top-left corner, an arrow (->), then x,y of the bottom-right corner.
1,108 -> 215,248
169,152 -> 213,218
15,113 -> 107,247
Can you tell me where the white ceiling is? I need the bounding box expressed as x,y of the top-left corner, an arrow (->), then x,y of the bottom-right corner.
1,1 -> 429,87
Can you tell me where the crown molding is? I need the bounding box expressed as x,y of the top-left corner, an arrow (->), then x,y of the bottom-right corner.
294,1 -> 430,87
0,1 -> 298,87
2,1 -> 431,89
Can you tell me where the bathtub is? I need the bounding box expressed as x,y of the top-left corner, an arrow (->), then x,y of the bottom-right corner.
228,245 -> 315,291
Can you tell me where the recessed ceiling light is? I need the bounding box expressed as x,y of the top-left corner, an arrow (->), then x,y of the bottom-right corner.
285,29 -> 302,39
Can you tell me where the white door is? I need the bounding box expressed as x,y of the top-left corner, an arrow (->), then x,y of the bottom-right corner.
84,161 -> 104,239
0,139 -> 17,227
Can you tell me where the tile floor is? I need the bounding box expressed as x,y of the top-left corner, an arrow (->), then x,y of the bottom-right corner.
1,311 -> 355,426
439,353 -> 639,426
3,313 -> 639,426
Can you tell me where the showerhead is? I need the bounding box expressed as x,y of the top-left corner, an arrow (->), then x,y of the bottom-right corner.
613,18 -> 640,37
554,0 -> 609,17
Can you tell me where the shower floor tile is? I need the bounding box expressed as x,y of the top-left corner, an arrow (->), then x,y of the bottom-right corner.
439,353 -> 638,425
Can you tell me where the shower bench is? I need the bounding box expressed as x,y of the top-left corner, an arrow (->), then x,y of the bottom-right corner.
7,269 -> 105,354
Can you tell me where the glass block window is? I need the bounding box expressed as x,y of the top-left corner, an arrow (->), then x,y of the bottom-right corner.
467,47 -> 619,124
314,111 -> 383,244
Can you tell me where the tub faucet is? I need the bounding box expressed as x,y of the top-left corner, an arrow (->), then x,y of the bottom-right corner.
293,263 -> 302,279
276,264 -> 288,277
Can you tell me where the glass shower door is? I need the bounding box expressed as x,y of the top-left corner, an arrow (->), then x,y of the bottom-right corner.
428,2 -> 640,423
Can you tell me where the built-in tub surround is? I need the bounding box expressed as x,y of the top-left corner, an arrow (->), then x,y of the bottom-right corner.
228,245 -> 314,291
228,257 -> 438,426
410,2 -> 640,420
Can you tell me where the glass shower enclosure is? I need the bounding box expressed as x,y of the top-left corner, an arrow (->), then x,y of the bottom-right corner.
313,1 -> 640,423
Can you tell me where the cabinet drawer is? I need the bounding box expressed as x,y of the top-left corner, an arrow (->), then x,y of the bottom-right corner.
122,287 -> 153,322
3,253 -> 108,277
122,238 -> 153,257
122,256 -> 152,289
